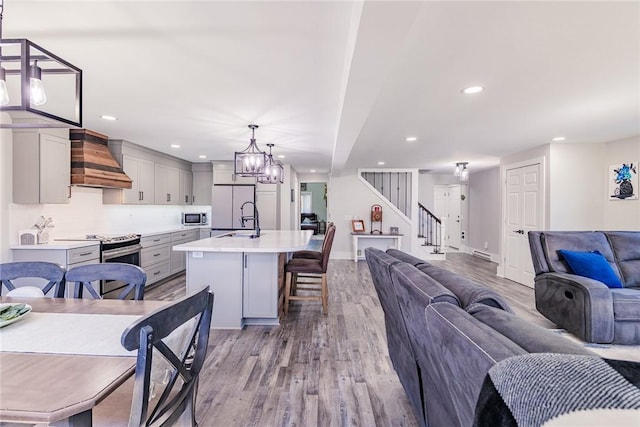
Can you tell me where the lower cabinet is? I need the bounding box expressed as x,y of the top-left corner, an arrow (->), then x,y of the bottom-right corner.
243,253 -> 278,318
170,230 -> 199,274
141,234 -> 172,286
11,245 -> 101,297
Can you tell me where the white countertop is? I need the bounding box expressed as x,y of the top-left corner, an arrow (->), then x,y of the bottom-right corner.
173,230 -> 313,253
10,241 -> 100,250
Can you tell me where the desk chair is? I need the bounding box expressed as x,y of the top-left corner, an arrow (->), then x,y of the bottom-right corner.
284,225 -> 335,315
0,261 -> 66,298
65,263 -> 147,300
94,288 -> 214,427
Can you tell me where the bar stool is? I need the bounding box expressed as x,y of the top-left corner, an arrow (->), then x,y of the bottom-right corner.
291,222 -> 335,260
284,225 -> 335,315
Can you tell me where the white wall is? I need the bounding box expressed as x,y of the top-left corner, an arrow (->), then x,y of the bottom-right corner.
328,169 -> 414,259
468,167 -> 501,257
603,135 -> 640,230
549,142 -> 605,229
0,113 -> 12,262
417,172 -> 460,211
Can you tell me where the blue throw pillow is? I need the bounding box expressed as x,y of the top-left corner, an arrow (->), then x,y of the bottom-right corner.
557,249 -> 623,288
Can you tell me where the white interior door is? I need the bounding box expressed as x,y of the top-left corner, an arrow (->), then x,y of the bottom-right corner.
433,185 -> 447,219
447,185 -> 462,249
504,163 -> 541,287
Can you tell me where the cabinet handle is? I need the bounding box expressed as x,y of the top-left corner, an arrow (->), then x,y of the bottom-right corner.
67,186 -> 72,199
153,253 -> 160,257
167,193 -> 170,202
244,254 -> 247,268
192,195 -> 195,203
185,195 -> 188,203
153,271 -> 161,276
78,252 -> 92,256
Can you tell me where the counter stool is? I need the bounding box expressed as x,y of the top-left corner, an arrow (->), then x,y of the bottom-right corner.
284,225 -> 335,315
291,222 -> 335,260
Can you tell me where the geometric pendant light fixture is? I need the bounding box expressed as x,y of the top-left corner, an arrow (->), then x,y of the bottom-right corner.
454,162 -> 469,181
234,124 -> 268,177
257,143 -> 284,184
0,0 -> 83,128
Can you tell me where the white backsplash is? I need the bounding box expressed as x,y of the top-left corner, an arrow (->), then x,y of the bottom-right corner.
8,186 -> 211,243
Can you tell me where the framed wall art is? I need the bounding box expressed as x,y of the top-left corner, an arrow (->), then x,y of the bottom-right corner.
609,162 -> 638,200
351,219 -> 365,233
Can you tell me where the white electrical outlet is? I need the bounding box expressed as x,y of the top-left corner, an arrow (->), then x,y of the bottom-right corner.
484,241 -> 489,250
192,251 -> 203,258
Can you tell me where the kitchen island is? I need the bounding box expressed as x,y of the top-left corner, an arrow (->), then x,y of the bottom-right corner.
172,230 -> 313,329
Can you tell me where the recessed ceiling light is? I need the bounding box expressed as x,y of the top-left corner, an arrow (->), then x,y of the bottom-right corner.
552,136 -> 566,141
277,154 -> 286,159
310,169 -> 316,173
100,115 -> 117,121
170,144 -> 180,149
198,155 -> 207,159
406,137 -> 417,142
462,86 -> 484,94
378,161 -> 385,165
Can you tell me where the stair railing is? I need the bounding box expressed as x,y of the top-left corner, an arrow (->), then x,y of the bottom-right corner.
418,203 -> 444,254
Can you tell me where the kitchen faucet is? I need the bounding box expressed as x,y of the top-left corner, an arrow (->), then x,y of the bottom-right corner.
240,201 -> 260,238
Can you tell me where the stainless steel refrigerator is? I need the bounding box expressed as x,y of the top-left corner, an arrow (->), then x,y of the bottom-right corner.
211,184 -> 256,231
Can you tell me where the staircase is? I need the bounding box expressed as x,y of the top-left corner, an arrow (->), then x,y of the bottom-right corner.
418,203 -> 446,260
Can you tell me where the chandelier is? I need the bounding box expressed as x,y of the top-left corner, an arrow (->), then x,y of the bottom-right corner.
454,162 -> 469,181
0,0 -> 83,128
257,143 -> 284,184
234,124 -> 268,177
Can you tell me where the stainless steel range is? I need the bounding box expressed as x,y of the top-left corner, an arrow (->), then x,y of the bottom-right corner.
60,234 -> 142,299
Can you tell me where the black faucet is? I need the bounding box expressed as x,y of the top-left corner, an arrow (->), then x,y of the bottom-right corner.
240,201 -> 260,238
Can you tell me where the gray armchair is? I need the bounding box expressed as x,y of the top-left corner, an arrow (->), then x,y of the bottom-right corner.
528,231 -> 640,344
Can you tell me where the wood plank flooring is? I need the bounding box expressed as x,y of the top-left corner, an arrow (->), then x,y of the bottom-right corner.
146,252 -> 551,426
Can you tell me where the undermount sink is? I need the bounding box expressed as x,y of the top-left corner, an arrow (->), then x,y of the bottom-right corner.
216,231 -> 263,238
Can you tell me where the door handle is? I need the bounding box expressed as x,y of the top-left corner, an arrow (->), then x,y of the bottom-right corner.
514,229 -> 525,234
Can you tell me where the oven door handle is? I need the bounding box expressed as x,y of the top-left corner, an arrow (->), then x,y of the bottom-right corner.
101,244 -> 142,262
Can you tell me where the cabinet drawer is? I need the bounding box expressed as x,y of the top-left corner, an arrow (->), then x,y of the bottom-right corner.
141,244 -> 171,266
67,246 -> 100,265
171,230 -> 198,242
144,260 -> 171,285
141,233 -> 172,247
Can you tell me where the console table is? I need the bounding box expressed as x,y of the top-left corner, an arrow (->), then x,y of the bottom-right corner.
351,233 -> 403,262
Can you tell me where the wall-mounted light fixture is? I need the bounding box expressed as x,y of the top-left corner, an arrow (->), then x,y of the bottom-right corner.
0,0 -> 82,128
234,124 -> 268,177
257,143 -> 284,184
454,162 -> 469,181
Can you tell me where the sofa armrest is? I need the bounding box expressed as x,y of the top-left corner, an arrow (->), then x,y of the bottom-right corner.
535,272 -> 614,343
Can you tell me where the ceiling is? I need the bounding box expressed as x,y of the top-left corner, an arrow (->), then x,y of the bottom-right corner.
3,1 -> 639,175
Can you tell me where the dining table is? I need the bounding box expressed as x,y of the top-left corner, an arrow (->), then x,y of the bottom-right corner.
0,296 -> 169,426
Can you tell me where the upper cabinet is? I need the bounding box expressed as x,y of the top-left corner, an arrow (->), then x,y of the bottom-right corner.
213,161 -> 255,185
13,130 -> 70,204
103,140 -> 192,205
191,163 -> 213,206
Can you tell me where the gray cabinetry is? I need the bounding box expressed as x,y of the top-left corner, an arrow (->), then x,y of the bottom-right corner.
13,130 -> 70,204
122,155 -> 155,204
11,244 -> 100,297
154,164 -> 180,205
170,229 -> 198,274
191,163 -> 213,205
179,169 -> 193,205
242,253 -> 278,318
140,233 -> 172,285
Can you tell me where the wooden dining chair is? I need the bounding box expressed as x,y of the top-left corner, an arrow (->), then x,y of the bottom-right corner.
65,263 -> 147,300
284,224 -> 336,315
0,261 -> 66,297
291,222 -> 335,260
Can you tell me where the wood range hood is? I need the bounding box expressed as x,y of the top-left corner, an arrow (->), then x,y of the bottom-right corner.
70,129 -> 133,189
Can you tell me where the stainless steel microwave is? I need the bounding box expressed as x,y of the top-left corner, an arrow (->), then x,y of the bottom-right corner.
182,212 -> 208,226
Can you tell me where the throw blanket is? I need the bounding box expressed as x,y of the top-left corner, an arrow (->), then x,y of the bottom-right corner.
474,353 -> 640,427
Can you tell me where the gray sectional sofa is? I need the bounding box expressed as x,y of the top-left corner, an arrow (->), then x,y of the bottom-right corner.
365,247 -> 637,426
529,231 -> 640,344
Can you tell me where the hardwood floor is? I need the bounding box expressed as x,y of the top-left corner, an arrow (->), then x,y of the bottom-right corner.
146,252 -> 551,426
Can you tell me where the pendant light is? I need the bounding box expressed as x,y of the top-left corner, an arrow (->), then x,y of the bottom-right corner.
454,162 -> 469,181
234,124 -> 268,177
257,143 -> 284,184
0,0 -> 83,128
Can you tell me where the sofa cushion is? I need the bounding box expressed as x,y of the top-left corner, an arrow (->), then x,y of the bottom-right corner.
542,232 -> 622,281
558,249 -> 624,288
606,232 -> 640,288
417,264 -> 513,312
386,248 -> 431,268
468,304 -> 595,356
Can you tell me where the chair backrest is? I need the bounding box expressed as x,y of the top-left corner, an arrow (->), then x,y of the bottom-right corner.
320,225 -> 336,272
65,263 -> 147,300
0,262 -> 66,297
121,287 -> 214,427
320,222 -> 335,253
